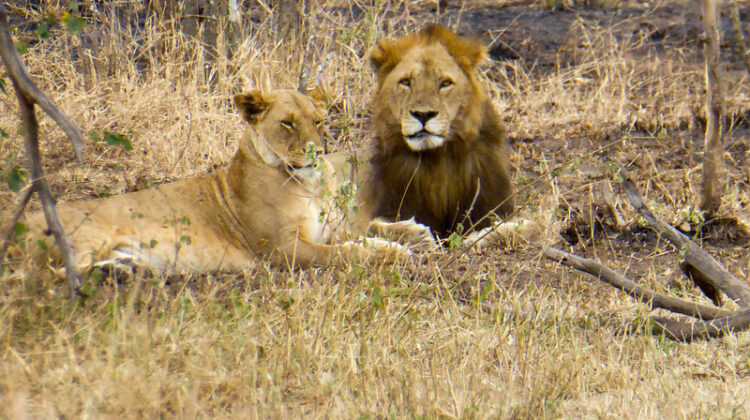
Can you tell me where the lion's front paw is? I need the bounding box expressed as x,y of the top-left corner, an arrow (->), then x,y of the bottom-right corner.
466,218 -> 543,251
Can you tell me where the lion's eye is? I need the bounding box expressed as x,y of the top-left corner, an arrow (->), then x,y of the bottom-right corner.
440,79 -> 454,89
399,78 -> 411,88
280,121 -> 295,130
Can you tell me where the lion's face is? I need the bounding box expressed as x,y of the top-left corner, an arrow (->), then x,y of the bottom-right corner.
375,44 -> 473,151
370,25 -> 486,153
234,89 -> 326,168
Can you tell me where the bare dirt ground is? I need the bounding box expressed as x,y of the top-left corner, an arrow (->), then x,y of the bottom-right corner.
1,0 -> 750,418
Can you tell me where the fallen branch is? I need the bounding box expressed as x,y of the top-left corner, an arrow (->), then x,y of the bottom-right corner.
0,5 -> 81,297
619,166 -> 750,308
543,246 -> 731,320
0,7 -> 84,161
650,310 -> 750,342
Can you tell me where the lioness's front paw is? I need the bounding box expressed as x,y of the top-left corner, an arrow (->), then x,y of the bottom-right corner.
368,217 -> 438,251
343,237 -> 413,262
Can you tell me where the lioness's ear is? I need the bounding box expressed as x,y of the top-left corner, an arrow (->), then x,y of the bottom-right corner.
234,91 -> 268,123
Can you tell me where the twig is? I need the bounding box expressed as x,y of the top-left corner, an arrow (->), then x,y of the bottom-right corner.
0,6 -> 85,161
619,166 -> 750,308
730,1 -> 750,75
543,246 -> 731,320
0,185 -> 35,259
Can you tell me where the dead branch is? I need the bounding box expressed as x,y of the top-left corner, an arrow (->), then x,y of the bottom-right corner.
0,6 -> 81,297
699,0 -> 725,214
13,78 -> 81,297
619,166 -> 750,308
0,7 -> 84,161
543,246 -> 731,320
730,1 -> 750,74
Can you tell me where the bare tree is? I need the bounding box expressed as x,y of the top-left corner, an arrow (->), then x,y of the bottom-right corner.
699,0 -> 725,214
0,5 -> 83,298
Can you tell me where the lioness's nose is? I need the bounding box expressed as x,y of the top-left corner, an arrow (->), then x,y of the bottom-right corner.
410,111 -> 438,125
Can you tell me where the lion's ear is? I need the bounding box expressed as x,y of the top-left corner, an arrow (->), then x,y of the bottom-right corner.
457,43 -> 487,69
234,91 -> 269,123
370,39 -> 398,75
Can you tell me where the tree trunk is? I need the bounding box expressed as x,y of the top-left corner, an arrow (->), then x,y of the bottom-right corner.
699,0 -> 725,214
276,0 -> 301,43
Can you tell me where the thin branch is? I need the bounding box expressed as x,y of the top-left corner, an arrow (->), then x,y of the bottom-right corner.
619,166 -> 750,308
543,246 -> 731,320
0,184 -> 35,259
0,6 -> 84,161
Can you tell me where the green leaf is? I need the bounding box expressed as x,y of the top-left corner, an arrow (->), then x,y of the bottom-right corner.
180,235 -> 191,245
14,41 -> 28,55
447,232 -> 464,251
0,127 -> 8,138
102,131 -> 133,151
0,75 -> 6,94
62,12 -> 86,33
88,130 -> 101,143
149,239 -> 158,249
7,167 -> 27,192
14,221 -> 27,237
36,21 -> 50,39
371,286 -> 383,311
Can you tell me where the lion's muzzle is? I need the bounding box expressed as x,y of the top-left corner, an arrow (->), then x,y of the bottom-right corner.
401,110 -> 447,151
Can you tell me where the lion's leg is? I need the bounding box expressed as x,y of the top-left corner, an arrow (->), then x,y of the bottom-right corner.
367,217 -> 437,251
464,218 -> 543,250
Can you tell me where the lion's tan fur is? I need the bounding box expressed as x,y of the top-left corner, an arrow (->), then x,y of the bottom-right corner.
23,90 -> 410,275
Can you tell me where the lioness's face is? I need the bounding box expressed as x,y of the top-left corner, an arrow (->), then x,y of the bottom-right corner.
376,44 -> 474,152
234,90 -> 326,168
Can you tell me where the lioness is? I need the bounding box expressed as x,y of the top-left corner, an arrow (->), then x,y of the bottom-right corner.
22,89 -> 411,275
366,25 -> 515,238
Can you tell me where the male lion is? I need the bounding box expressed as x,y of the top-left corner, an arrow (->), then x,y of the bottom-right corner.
366,25 -> 516,239
22,90 -> 411,276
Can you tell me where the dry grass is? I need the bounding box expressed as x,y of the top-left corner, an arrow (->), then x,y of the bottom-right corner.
2,1 -> 750,418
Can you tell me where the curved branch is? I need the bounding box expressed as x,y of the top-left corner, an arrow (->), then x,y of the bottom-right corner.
0,6 -> 84,161
619,166 -> 750,308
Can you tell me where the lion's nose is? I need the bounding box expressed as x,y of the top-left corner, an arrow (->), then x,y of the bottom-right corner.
410,111 -> 438,125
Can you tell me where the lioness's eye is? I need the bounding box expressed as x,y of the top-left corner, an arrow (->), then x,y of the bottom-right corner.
440,79 -> 454,89
281,121 -> 294,130
399,78 -> 411,88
